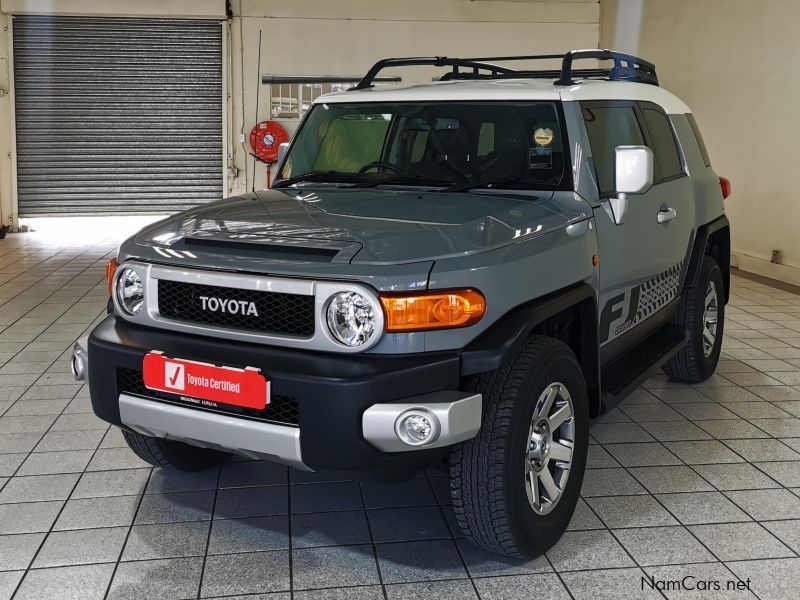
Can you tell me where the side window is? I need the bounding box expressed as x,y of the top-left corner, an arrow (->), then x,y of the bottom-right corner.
642,108 -> 684,180
581,105 -> 645,196
477,122 -> 495,157
686,113 -> 712,167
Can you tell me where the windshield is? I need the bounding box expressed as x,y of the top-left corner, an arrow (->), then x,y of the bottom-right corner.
275,101 -> 569,190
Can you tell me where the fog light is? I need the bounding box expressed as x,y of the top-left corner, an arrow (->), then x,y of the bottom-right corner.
395,409 -> 440,446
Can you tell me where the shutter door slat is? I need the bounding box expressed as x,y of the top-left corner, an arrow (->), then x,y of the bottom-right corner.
13,15 -> 223,216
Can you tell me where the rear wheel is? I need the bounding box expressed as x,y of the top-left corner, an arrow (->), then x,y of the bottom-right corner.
450,336 -> 589,558
122,429 -> 231,471
664,255 -> 725,382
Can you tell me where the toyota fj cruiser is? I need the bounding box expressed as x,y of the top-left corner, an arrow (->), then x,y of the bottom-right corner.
73,50 -> 731,558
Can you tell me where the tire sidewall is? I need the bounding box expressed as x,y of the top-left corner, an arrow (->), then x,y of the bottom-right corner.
693,259 -> 725,378
506,345 -> 589,555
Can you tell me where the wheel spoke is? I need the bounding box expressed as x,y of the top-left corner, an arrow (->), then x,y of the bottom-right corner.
538,467 -> 560,500
538,385 -> 558,418
705,290 -> 716,306
549,404 -> 572,430
526,467 -> 540,508
703,327 -> 715,345
549,441 -> 572,463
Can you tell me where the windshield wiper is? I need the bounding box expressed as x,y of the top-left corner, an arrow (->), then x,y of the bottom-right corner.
272,170 -> 363,188
352,174 -> 453,189
441,178 -> 528,193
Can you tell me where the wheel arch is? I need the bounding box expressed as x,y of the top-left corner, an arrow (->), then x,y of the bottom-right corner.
461,282 -> 601,417
686,215 -> 730,303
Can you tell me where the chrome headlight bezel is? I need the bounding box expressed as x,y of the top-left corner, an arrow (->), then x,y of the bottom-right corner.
325,290 -> 379,348
115,266 -> 144,316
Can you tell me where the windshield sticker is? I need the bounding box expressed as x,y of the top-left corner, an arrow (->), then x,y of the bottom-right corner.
529,146 -> 552,170
533,127 -> 554,146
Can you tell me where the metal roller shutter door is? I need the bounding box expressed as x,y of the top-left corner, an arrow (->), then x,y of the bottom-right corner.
13,16 -> 223,216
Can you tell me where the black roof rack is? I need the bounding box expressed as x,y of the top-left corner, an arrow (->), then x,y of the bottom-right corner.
352,49 -> 658,90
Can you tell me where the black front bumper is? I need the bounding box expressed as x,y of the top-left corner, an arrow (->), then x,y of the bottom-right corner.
88,315 -> 461,476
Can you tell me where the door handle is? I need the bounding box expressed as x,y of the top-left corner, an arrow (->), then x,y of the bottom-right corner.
657,207 -> 677,224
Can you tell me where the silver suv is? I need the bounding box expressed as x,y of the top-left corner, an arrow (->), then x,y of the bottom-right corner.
74,50 -> 731,558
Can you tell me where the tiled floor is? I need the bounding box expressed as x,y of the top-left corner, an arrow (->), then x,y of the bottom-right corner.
1,229 -> 800,600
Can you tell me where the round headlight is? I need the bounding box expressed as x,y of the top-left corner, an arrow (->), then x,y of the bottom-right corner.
116,267 -> 144,315
326,291 -> 376,347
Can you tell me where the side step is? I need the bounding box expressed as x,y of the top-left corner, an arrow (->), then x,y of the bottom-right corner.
600,324 -> 688,411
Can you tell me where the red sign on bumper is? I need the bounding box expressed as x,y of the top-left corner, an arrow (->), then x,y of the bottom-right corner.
142,351 -> 269,410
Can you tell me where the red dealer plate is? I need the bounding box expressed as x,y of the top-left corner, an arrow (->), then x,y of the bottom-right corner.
142,351 -> 269,410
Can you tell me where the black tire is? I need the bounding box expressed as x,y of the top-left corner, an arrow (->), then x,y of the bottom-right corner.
122,429 -> 231,471
450,336 -> 589,558
664,256 -> 725,383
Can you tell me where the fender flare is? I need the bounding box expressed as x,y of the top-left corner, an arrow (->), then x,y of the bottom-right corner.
685,215 -> 730,302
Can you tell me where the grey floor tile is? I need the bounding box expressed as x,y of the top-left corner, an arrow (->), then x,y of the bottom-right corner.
71,468 -> 151,499
146,467 -> 219,494
202,551 -> 289,595
755,460 -> 800,487
291,481 -> 364,514
33,526 -> 128,568
694,463 -> 781,490
0,433 -> 39,455
724,438 -> 800,461
214,485 -> 288,519
0,501 -> 62,534
696,419 -> 771,440
218,461 -> 287,488
86,447 -> 151,471
134,490 -> 214,524
361,478 -> 436,508
561,567 -> 661,599
16,450 -> 93,476
665,440 -> 744,464
586,445 -> 620,468
763,519 -> 800,554
0,473 -> 78,503
628,465 -> 714,494
122,521 -> 210,561
725,488 -> 800,520
547,530 -> 635,572
581,468 -> 647,497
0,454 -> 24,478
368,506 -> 450,542
475,573 -> 570,600
604,442 -> 682,467
208,515 -> 289,554
725,401 -> 794,419
0,532 -> 45,571
618,403 -> 684,422
14,563 -> 114,600
386,580 -> 479,600
588,495 -> 678,528
590,422 -> 655,444
376,539 -> 467,583
727,557 -> 800,600
639,420 -> 712,441
690,522 -> 794,560
657,491 -> 751,525
0,571 -> 24,600
293,545 -> 380,589
673,402 -> 739,420
749,418 -> 800,437
567,498 -> 604,531
33,429 -> 105,452
108,557 -> 203,600
294,587 -> 381,600
292,510 -> 371,548
614,526 -> 715,566
54,495 -> 139,530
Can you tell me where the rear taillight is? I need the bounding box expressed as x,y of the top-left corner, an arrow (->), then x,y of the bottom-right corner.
719,177 -> 731,199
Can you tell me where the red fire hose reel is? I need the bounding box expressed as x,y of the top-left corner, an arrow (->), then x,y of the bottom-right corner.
249,120 -> 289,187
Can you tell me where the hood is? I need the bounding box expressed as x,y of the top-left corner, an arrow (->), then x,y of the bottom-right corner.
126,187 -> 589,267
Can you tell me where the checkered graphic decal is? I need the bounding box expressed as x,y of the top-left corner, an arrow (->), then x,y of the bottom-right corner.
634,261 -> 683,324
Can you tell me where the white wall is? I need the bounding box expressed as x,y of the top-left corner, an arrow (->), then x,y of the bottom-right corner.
602,0 -> 800,283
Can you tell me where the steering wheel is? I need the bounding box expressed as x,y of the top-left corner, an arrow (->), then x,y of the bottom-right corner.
358,161 -> 403,174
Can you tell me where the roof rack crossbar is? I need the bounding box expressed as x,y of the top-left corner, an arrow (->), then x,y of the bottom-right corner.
353,49 -> 659,90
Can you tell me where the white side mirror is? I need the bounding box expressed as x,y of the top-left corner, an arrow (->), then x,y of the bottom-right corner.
276,142 -> 290,170
609,145 -> 654,225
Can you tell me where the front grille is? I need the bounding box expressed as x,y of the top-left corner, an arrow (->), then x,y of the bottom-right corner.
157,279 -> 315,337
117,368 -> 300,427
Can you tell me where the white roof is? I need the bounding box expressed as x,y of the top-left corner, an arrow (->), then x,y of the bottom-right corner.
317,78 -> 691,115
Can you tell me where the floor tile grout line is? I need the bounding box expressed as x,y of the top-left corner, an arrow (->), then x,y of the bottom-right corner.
194,465 -> 224,600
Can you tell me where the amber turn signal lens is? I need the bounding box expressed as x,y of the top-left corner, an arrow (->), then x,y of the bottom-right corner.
106,257 -> 119,296
380,289 -> 486,332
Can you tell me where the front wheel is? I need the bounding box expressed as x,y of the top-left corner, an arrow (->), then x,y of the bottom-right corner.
450,336 -> 589,558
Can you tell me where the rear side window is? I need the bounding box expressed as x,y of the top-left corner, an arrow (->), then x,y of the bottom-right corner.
686,113 -> 712,167
642,108 -> 684,180
581,105 -> 645,196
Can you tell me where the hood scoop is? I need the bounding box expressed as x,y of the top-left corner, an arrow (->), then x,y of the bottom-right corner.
175,234 -> 362,264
